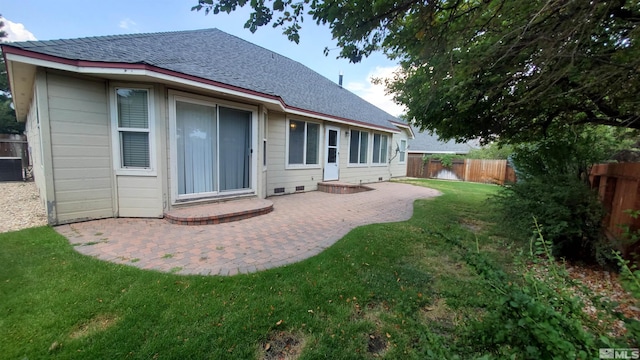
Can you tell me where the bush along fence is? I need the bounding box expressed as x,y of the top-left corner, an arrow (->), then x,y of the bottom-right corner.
407,155 -> 516,185
590,162 -> 640,259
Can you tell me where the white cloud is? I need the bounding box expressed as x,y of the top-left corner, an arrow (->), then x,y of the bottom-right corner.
345,66 -> 406,117
1,18 -> 37,42
118,18 -> 137,30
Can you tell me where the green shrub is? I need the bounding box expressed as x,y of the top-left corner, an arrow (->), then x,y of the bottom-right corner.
509,125 -> 634,181
422,153 -> 462,168
462,227 -> 628,359
466,142 -> 513,160
492,174 -> 606,262
467,280 -> 598,359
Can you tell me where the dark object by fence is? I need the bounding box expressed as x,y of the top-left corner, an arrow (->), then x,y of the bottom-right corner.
407,155 -> 516,185
0,158 -> 23,181
0,134 -> 29,181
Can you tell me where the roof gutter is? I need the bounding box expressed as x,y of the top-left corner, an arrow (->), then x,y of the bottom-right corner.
3,46 -> 400,133
2,45 -> 17,115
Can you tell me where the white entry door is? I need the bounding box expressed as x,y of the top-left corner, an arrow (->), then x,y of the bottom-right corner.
324,126 -> 340,181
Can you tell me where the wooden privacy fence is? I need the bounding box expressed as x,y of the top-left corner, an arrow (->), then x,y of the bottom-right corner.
590,163 -> 640,257
407,155 -> 516,185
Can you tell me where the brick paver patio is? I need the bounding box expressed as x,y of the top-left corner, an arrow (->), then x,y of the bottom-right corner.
55,182 -> 439,276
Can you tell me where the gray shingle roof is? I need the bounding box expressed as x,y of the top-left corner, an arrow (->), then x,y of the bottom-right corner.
408,126 -> 480,153
6,28 -> 399,130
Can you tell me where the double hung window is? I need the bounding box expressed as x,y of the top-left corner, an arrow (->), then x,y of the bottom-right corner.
349,130 -> 369,165
399,139 -> 407,163
113,87 -> 153,173
372,134 -> 388,164
288,120 -> 320,166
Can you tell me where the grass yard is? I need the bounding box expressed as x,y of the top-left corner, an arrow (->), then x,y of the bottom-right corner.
1,179 -> 618,359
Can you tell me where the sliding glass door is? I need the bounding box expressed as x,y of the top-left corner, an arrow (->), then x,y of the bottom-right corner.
219,107 -> 251,191
176,101 -> 217,195
175,99 -> 252,199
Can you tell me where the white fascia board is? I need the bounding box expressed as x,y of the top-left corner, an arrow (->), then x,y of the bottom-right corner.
409,150 -> 461,154
6,53 -> 283,105
8,53 -> 400,133
391,122 -> 415,138
285,107 -> 400,133
6,53 -> 141,75
148,70 -> 286,108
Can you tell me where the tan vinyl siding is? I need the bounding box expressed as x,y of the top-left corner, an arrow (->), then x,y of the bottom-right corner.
46,71 -> 114,223
339,126 -> 393,184
339,166 -> 391,184
114,84 -> 164,217
117,176 -> 163,217
256,108 -> 268,199
24,89 -> 48,211
267,112 -> 286,174
266,112 -> 322,195
268,169 -> 323,194
389,131 -> 409,178
266,115 -> 405,193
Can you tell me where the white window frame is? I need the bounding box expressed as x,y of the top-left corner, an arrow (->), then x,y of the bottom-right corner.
371,133 -> 389,166
348,129 -> 370,167
262,112 -> 268,171
285,118 -> 321,169
110,85 -> 156,176
168,90 -> 258,204
399,139 -> 407,164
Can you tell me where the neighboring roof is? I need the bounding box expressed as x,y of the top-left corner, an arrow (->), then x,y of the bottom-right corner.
408,125 -> 480,154
3,28 -> 399,131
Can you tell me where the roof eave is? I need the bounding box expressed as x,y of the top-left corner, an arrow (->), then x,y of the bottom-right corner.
2,45 -> 37,122
390,120 -> 414,138
2,46 -> 400,133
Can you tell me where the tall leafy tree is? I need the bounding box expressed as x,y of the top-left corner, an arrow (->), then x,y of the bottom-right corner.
0,16 -> 23,134
193,0 -> 640,143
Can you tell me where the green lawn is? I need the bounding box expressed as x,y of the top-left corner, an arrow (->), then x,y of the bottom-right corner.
1,180 -> 510,359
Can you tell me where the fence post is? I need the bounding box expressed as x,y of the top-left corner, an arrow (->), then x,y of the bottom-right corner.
463,159 -> 468,182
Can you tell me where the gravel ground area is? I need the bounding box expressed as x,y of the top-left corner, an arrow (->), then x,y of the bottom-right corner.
0,181 -> 47,233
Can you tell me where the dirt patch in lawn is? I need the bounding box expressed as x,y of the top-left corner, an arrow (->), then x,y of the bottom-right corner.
421,253 -> 477,282
459,218 -> 485,233
420,298 -> 460,337
260,331 -> 305,360
69,313 -> 120,339
366,332 -> 388,356
358,303 -> 390,356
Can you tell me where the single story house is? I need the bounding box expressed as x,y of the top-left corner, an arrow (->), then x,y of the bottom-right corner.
2,28 -> 412,225
407,125 -> 480,158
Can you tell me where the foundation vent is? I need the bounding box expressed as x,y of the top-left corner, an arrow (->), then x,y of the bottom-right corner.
295,185 -> 305,191
274,187 -> 285,194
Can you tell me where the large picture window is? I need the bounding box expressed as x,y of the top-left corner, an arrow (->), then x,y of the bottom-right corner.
372,134 -> 388,164
288,119 -> 320,166
349,130 -> 369,164
113,88 -> 153,171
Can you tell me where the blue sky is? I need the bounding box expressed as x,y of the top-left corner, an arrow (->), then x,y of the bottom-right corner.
1,0 -> 405,116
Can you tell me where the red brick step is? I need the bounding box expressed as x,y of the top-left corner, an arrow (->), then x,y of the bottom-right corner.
164,198 -> 273,225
